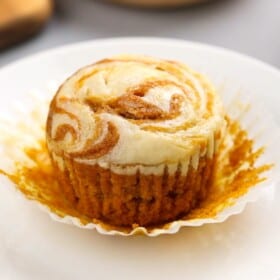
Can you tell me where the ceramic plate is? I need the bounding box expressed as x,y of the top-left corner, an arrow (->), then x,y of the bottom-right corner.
0,38 -> 280,280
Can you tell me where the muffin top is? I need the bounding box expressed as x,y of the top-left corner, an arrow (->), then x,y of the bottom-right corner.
46,55 -> 225,169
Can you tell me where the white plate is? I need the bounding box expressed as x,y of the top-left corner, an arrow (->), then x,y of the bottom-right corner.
0,38 -> 280,280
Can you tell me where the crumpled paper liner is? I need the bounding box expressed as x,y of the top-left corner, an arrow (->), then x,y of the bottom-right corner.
0,81 -> 279,236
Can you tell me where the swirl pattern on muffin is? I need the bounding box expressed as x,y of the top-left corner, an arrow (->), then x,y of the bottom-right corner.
47,55 -> 224,174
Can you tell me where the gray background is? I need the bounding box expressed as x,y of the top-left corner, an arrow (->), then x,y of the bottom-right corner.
0,0 -> 280,68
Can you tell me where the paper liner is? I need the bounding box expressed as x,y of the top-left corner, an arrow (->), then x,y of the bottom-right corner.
0,80 -> 279,236
52,154 -> 212,227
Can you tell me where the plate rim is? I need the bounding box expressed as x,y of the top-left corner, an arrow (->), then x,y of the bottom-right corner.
1,37 -> 280,79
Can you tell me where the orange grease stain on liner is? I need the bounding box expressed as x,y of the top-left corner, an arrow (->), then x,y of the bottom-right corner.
0,117 -> 272,234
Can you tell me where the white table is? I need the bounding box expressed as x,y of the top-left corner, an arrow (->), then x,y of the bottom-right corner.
0,0 -> 279,68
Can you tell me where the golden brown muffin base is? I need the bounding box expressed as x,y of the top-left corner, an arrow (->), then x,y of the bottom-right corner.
52,155 -> 214,227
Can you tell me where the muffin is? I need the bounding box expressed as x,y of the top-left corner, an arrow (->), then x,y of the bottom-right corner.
46,55 -> 225,227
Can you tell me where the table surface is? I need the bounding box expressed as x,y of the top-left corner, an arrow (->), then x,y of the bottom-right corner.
0,0 -> 280,69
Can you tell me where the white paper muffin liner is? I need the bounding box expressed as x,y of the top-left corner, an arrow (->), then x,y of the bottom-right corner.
0,80 -> 279,236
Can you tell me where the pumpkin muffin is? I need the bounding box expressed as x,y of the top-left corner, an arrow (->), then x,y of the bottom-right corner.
46,55 -> 226,227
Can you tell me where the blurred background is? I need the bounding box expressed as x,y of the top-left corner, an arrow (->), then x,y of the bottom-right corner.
0,0 -> 280,68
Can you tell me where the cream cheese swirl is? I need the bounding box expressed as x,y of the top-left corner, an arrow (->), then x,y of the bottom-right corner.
46,55 -> 225,171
